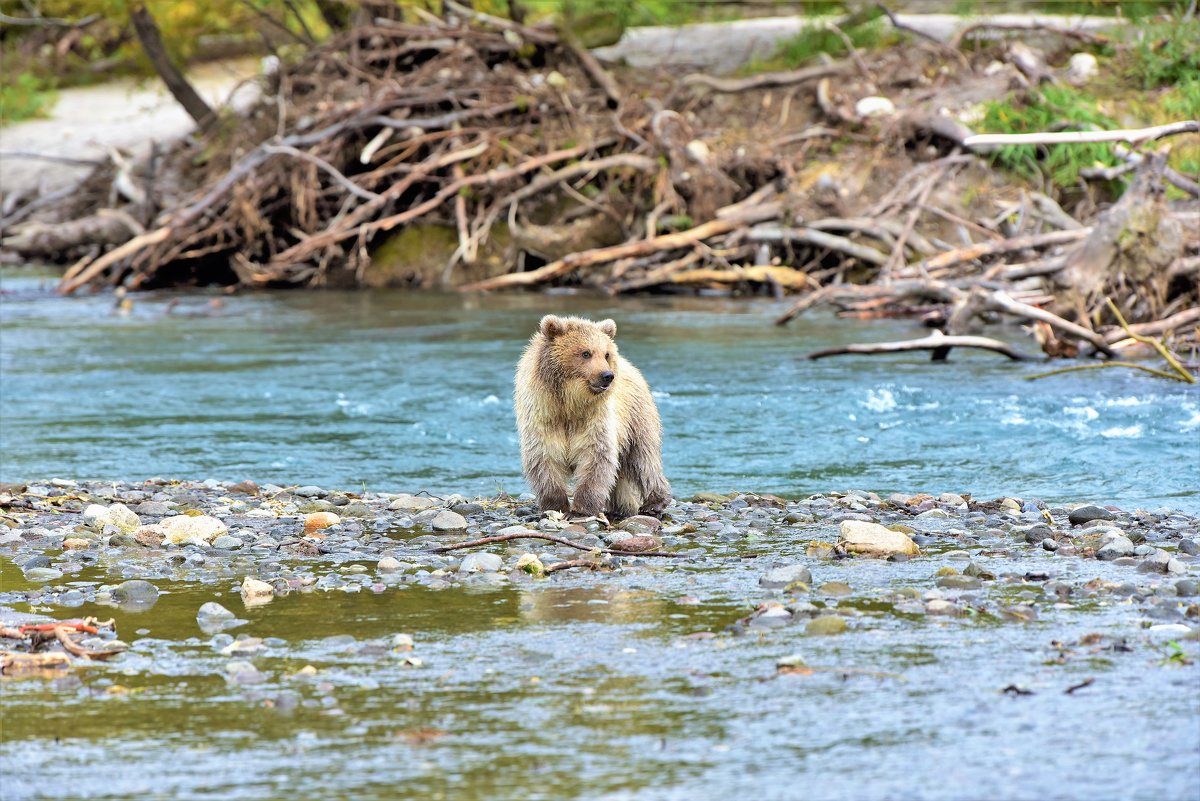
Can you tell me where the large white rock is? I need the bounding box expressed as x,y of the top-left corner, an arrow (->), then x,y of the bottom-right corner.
82,503 -> 141,534
838,520 -> 919,557
160,514 -> 228,545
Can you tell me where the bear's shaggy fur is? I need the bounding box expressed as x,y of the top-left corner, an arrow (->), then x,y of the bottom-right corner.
514,315 -> 671,518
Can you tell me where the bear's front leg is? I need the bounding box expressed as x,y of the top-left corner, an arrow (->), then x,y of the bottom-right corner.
571,429 -> 619,518
521,438 -> 570,514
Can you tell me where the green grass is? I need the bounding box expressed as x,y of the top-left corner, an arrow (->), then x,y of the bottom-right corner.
1119,14 -> 1200,89
0,73 -> 56,126
981,86 -> 1123,189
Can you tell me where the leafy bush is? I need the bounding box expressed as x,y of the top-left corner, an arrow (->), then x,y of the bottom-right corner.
0,73 -> 56,126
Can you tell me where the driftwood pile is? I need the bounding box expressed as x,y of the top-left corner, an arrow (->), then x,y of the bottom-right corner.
1,7 -> 1198,362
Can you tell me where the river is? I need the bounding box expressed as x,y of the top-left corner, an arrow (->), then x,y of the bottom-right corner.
1,268 -> 1197,511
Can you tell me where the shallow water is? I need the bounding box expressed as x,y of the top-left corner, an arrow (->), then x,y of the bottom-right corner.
1,269 -> 1197,510
2,510 -> 1198,801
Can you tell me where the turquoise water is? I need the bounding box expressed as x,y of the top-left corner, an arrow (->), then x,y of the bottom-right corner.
1,269 -> 1197,509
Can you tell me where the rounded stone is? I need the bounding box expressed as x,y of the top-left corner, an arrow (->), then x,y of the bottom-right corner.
458,552 -> 502,573
760,564 -> 813,589
112,579 -> 160,605
1069,505 -> 1116,526
431,510 -> 468,531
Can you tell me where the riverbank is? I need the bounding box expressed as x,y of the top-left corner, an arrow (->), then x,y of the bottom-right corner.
3,477 -> 1198,800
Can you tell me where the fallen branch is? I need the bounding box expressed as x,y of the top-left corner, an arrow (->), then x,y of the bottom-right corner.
984,290 -> 1114,358
683,63 -> 847,93
1104,298 -> 1196,383
1026,362 -> 1188,382
902,228 -> 1090,277
746,224 -> 890,266
963,121 -> 1199,148
1103,307 -> 1200,343
806,331 -> 1030,361
544,559 -> 606,574
460,201 -> 781,291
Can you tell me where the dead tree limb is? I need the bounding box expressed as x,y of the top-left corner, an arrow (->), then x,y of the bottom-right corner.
130,5 -> 214,130
745,224 -> 890,266
460,201 -> 781,291
983,290 -> 1114,358
903,228 -> 1090,276
963,121 -> 1199,149
683,63 -> 847,93
1103,307 -> 1200,344
806,331 -> 1031,361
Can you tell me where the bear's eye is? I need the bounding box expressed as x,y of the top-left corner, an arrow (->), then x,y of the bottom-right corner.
581,350 -> 592,360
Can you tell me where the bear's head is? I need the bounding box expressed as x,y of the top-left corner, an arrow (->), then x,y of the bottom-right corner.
539,315 -> 619,396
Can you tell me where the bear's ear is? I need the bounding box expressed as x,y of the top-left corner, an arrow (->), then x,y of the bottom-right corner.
598,319 -> 617,339
540,315 -> 566,339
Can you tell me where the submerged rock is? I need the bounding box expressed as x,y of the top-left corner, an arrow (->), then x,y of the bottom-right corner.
760,564 -> 813,589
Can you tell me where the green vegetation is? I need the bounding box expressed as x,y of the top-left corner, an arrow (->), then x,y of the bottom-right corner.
0,73 -> 57,126
1118,13 -> 1200,88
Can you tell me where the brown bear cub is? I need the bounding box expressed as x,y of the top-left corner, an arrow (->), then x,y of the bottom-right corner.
515,315 -> 672,519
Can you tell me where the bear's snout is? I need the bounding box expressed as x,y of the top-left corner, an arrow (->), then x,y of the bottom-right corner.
589,370 -> 615,393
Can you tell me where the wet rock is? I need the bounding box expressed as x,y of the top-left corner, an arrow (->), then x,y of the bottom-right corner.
112,580 -> 159,608
377,556 -> 403,573
925,599 -> 958,615
838,520 -> 919,557
197,602 -> 240,633
389,494 -> 440,511
1069,505 -> 1116,526
1179,539 -> 1200,556
620,515 -> 663,533
608,535 -> 662,553
818,581 -> 852,596
160,515 -> 227,545
806,615 -> 847,635
212,535 -> 243,550
760,564 -> 813,589
1097,535 -> 1136,560
431,511 -> 468,531
458,552 -> 502,573
241,577 -> 275,604
82,503 -> 141,534
1176,580 -> 1198,597
133,501 -> 173,516
62,537 -> 91,551
340,503 -> 372,518
515,553 -> 545,576
133,525 -> 166,547
1138,550 -> 1184,574
24,567 -> 63,582
936,575 -> 983,590
303,512 -> 341,532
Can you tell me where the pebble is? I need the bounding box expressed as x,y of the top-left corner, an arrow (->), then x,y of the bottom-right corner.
458,552 -> 502,573
1097,535 -> 1136,560
293,486 -> 324,497
1069,505 -> 1116,526
377,556 -> 403,573
111,580 -> 160,607
431,510 -> 468,531
759,564 -> 813,589
304,512 -> 341,532
389,494 -> 440,511
197,602 -> 239,634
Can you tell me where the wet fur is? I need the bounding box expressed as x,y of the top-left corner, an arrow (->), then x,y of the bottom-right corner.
514,315 -> 672,518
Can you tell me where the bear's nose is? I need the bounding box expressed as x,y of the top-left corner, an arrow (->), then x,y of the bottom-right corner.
599,371 -> 614,386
